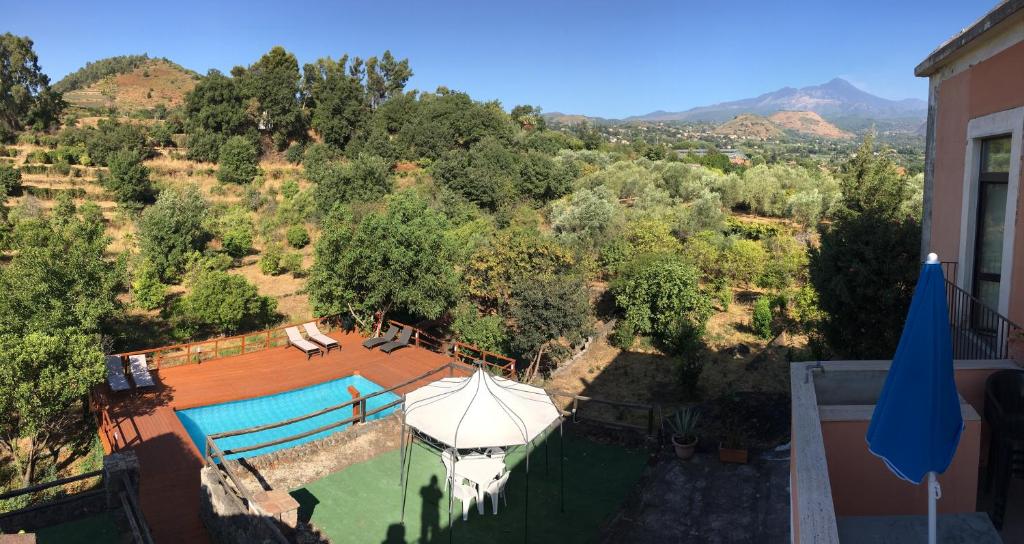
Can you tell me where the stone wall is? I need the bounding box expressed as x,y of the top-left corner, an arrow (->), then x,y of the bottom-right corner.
199,466 -> 289,544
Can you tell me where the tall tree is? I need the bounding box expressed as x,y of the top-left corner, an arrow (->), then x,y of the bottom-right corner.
237,47 -> 305,148
303,57 -> 370,149
307,191 -> 460,326
137,186 -> 211,282
0,332 -> 104,486
0,33 -> 64,140
809,135 -> 921,358
364,51 -> 412,109
0,200 -> 125,336
508,273 -> 591,381
183,70 -> 252,162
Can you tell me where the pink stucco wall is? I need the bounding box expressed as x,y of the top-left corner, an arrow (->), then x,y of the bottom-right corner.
930,40 -> 1024,323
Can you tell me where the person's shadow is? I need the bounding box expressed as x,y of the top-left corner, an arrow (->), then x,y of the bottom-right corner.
419,475 -> 443,543
382,523 -> 407,544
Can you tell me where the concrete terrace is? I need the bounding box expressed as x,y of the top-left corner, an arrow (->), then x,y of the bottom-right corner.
93,329 -> 464,543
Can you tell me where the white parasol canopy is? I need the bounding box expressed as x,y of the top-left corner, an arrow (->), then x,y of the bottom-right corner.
403,368 -> 561,449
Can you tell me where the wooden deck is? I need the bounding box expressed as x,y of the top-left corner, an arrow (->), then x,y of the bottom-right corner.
95,330 -> 460,544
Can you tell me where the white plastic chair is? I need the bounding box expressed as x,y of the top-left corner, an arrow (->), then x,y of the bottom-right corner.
440,449 -> 455,489
484,471 -> 510,515
451,482 -> 477,521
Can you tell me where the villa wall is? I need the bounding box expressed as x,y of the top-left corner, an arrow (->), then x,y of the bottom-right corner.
930,37 -> 1024,323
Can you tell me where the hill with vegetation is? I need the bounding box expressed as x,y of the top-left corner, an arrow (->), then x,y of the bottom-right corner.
60,56 -> 199,112
712,114 -> 783,140
768,111 -> 853,139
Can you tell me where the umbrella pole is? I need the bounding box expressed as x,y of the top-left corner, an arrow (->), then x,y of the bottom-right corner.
928,471 -> 939,544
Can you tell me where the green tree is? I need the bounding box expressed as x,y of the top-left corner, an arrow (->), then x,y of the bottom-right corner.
131,259 -> 167,311
215,206 -> 254,258
303,56 -> 369,149
752,297 -> 773,340
450,302 -> 508,355
810,136 -> 920,358
433,137 -> 521,210
464,227 -> 576,311
364,50 -> 413,109
0,201 -> 124,336
610,252 -> 713,355
724,238 -> 767,288
183,69 -> 252,162
0,34 -> 64,140
0,163 -> 22,196
138,186 -> 210,282
0,333 -> 104,486
286,224 -> 310,248
510,104 -> 546,131
105,149 -> 153,208
175,270 -> 277,335
307,191 -> 460,324
310,153 -> 392,211
508,273 -> 590,381
237,46 -> 305,148
217,136 -> 261,184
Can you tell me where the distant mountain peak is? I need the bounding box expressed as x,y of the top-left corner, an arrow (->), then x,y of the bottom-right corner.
625,78 -> 925,124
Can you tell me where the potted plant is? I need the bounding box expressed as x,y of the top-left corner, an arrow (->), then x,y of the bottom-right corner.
718,416 -> 749,464
666,407 -> 700,460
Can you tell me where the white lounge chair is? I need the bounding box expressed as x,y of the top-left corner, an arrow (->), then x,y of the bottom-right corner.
286,326 -> 322,359
484,471 -> 510,515
452,482 -> 478,521
105,355 -> 130,392
302,322 -> 340,353
128,355 -> 155,388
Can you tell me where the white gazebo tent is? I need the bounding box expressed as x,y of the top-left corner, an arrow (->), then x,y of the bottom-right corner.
398,366 -> 564,542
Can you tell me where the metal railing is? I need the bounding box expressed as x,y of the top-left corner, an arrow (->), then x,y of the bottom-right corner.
384,319 -> 517,378
944,278 -> 1022,359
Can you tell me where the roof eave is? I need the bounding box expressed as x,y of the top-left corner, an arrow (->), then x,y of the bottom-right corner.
915,0 -> 1024,78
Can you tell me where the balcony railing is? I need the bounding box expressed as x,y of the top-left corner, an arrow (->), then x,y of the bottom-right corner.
939,262 -> 1021,359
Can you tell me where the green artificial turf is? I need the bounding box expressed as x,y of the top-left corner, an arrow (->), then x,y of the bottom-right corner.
34,512 -> 121,544
291,432 -> 647,544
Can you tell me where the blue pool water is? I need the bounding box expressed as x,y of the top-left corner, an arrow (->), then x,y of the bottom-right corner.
177,375 -> 400,460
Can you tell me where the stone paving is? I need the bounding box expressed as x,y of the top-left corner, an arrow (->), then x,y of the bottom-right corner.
602,450 -> 790,543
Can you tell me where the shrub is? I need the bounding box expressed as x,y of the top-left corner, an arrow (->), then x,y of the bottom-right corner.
105,149 -> 153,208
27,149 -> 50,164
450,303 -> 508,354
285,142 -> 305,164
752,297 -> 773,340
281,252 -> 304,276
260,243 -> 283,275
286,225 -> 309,248
0,164 -> 22,196
131,261 -> 167,311
186,130 -> 225,163
280,179 -> 300,200
217,136 -> 260,184
175,270 -> 277,335
217,207 -> 255,258
138,186 -> 210,282
609,320 -> 636,349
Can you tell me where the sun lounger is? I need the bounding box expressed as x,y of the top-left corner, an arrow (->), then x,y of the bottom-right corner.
128,354 -> 155,388
287,326 -> 323,359
303,322 -> 340,353
380,327 -> 413,354
363,325 -> 399,349
106,355 -> 131,392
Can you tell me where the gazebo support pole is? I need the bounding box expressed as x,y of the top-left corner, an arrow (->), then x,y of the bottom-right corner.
400,432 -> 413,524
399,421 -> 407,487
523,441 -> 531,544
448,457 -> 455,544
560,419 -> 565,514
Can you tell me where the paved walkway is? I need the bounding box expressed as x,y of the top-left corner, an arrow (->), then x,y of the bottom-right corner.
602,451 -> 790,543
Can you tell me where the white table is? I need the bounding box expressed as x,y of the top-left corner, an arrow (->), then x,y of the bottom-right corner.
453,456 -> 506,513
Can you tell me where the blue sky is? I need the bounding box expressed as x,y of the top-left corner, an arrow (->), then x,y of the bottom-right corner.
5,0 -> 991,118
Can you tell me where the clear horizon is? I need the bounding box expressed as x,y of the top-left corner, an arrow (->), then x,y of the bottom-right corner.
4,0 -> 993,118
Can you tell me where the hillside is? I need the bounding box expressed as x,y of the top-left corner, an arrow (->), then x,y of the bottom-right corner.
62,58 -> 199,112
768,111 -> 853,139
626,78 -> 926,126
713,114 -> 783,140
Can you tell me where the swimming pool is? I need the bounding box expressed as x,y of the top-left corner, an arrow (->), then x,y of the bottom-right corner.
177,375 -> 400,460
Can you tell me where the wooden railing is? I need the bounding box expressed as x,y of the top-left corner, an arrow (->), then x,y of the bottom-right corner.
114,315 -> 339,370
545,390 -> 657,438
384,319 -> 517,378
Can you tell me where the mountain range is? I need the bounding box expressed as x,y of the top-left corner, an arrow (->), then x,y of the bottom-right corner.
546,78 -> 926,129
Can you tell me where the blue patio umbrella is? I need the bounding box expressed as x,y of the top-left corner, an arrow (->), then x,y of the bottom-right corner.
866,253 -> 964,544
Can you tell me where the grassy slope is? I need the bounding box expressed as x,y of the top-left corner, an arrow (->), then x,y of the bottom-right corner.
63,60 -> 198,112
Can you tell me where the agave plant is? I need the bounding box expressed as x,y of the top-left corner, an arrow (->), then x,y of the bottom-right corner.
666,406 -> 700,442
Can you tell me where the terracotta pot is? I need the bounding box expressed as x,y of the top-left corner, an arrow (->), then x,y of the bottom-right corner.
671,434 -> 697,460
718,443 -> 749,464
